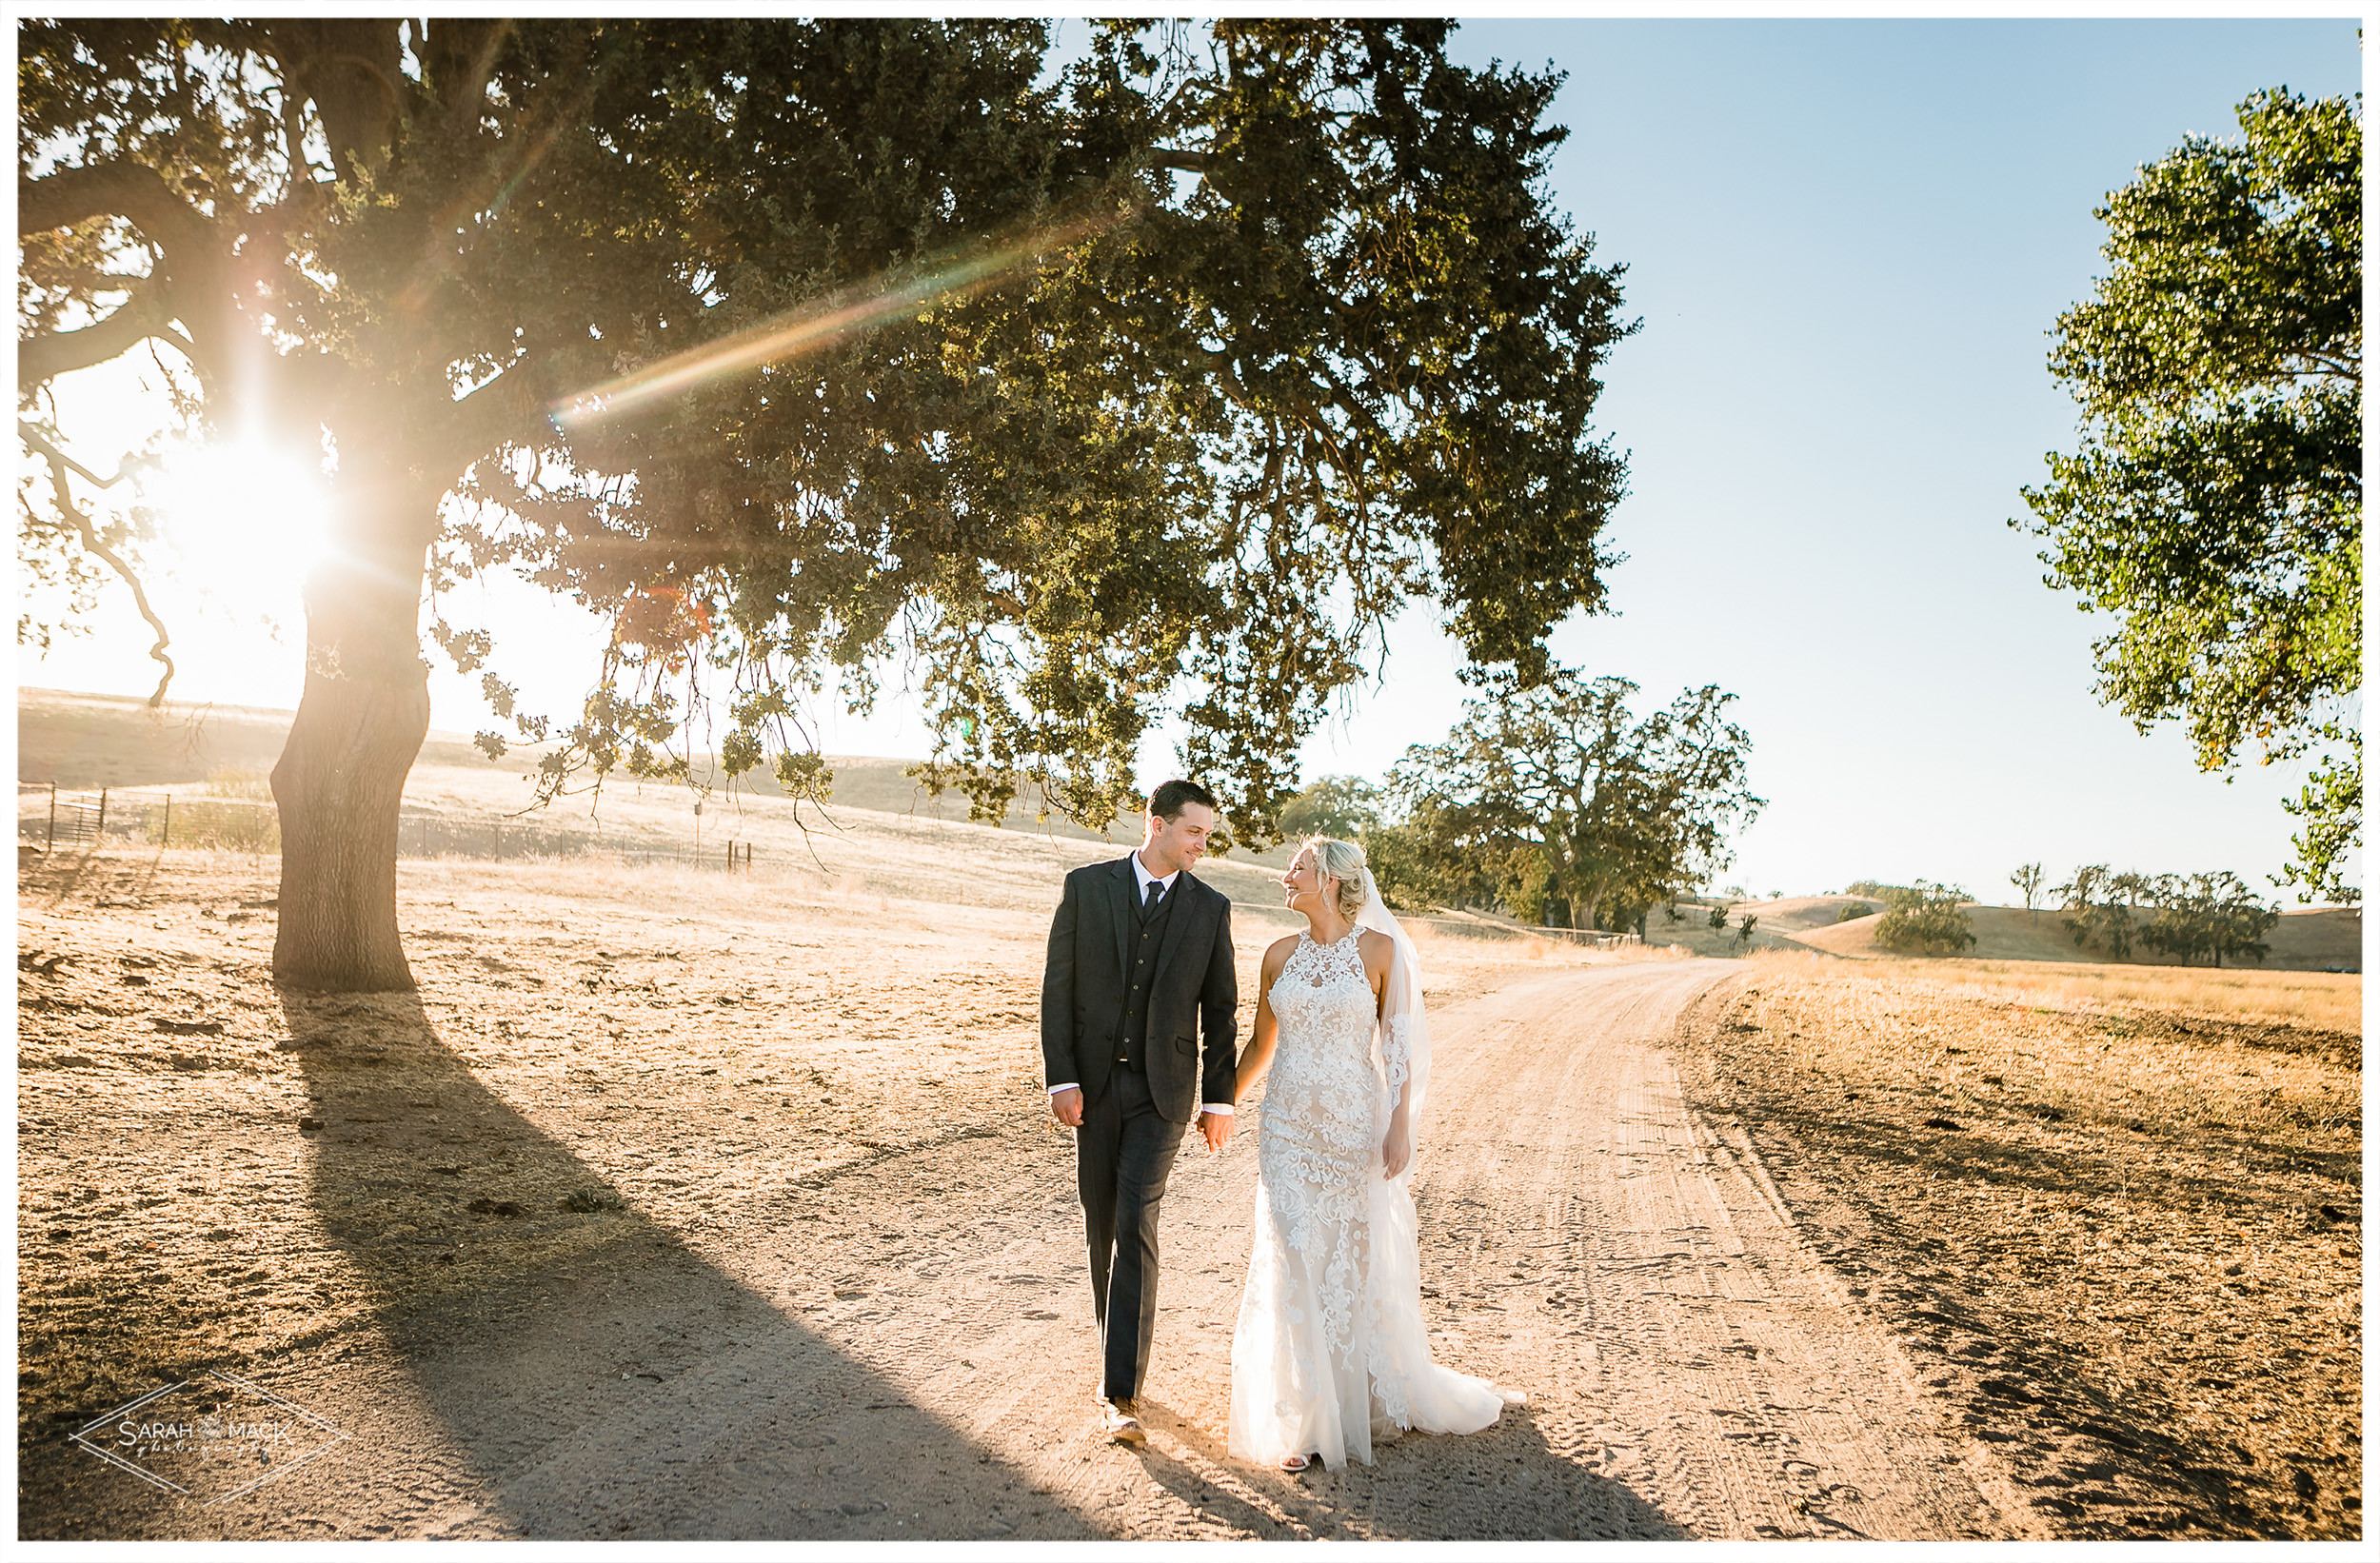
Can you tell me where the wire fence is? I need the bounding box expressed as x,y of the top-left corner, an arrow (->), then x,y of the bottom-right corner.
1398,913 -> 1643,952
16,783 -> 764,871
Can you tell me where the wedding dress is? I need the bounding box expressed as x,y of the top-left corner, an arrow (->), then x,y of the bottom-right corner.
1226,894 -> 1518,1470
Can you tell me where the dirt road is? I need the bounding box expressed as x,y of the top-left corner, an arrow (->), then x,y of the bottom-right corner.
26,924 -> 2027,1539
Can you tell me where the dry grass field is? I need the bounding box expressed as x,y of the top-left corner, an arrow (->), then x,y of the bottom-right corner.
1677,950 -> 2362,1538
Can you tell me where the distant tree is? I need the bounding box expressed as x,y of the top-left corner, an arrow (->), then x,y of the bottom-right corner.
1277,775 -> 1381,842
1708,902 -> 1729,930
1362,797 -> 1507,914
2010,861 -> 2046,920
1835,901 -> 1874,923
1384,671 -> 1762,931
2137,871 -> 2282,967
1874,880 -> 1977,956
1844,879 -> 1911,901
20,20 -> 1638,988
1735,913 -> 1757,947
2015,89 -> 2361,904
2054,864 -> 2153,960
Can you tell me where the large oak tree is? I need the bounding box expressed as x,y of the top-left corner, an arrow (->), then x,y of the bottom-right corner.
20,20 -> 1635,989
1378,672 -> 1761,932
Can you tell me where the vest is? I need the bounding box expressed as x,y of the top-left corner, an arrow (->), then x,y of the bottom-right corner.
1115,877 -> 1180,1069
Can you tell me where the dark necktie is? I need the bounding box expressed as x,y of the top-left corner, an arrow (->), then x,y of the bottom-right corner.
1144,880 -> 1164,915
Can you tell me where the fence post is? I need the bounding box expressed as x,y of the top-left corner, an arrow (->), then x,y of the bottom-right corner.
95,787 -> 108,846
162,794 -> 171,848
493,822 -> 502,861
48,782 -> 56,851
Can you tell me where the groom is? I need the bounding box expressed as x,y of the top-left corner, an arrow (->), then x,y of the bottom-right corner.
1041,778 -> 1240,1447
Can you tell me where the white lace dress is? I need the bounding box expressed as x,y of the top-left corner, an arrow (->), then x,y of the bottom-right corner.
1226,929 -> 1515,1470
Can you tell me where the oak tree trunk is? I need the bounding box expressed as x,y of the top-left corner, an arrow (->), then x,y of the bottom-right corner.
270,502 -> 434,991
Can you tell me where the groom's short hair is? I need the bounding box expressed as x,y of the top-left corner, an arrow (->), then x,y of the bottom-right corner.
1148,778 -> 1217,822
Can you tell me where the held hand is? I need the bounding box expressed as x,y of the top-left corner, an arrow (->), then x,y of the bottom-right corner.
1381,1120 -> 1412,1178
1050,1087 -> 1084,1128
1199,1110 -> 1235,1152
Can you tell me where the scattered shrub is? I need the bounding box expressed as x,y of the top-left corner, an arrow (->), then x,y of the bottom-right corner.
166,799 -> 280,852
1874,880 -> 1976,955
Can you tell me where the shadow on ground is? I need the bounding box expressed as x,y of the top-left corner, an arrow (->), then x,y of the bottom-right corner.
18,983 -> 1101,1540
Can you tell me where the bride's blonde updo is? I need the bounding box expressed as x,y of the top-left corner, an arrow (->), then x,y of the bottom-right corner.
1304,836 -> 1373,922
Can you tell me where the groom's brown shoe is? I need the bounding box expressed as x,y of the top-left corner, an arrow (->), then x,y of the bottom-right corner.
1099,1395 -> 1146,1447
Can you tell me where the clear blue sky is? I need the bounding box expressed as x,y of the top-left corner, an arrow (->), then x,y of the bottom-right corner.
1285,16 -> 2365,901
19,17 -> 2363,902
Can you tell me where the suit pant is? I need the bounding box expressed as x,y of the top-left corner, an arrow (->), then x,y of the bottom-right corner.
1076,1063 -> 1189,1401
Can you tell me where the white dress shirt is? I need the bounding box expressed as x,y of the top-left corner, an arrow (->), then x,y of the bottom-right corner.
1049,852 -> 1234,1116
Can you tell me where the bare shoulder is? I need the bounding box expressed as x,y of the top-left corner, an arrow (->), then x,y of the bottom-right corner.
1261,932 -> 1301,978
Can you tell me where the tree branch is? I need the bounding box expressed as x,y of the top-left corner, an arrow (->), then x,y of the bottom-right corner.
433,358 -> 551,473
18,282 -> 203,389
18,422 -> 176,707
19,160 -> 211,257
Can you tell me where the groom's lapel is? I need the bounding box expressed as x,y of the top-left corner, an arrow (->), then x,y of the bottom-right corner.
1107,856 -> 1135,975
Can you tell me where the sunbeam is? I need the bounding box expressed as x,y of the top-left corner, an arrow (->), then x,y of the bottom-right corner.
550,205 -> 1133,427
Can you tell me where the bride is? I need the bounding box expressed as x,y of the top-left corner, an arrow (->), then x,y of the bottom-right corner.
1225,835 -> 1519,1472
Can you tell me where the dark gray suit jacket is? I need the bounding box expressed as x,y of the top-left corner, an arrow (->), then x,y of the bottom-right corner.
1041,856 -> 1238,1124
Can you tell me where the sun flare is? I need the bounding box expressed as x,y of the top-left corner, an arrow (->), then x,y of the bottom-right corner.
142,438 -> 333,619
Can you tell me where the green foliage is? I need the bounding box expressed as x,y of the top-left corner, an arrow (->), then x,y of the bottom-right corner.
19,20 -> 1636,849
1835,901 -> 1874,923
2136,871 -> 2281,968
2055,863 -> 2282,966
1874,880 -> 1976,956
2276,725 -> 2360,905
1364,800 -> 1531,917
1379,671 -> 1761,930
1843,880 -> 1910,901
1735,913 -> 1757,946
1277,775 -> 1381,842
2016,89 -> 2361,902
1708,902 -> 1729,930
2054,863 -> 2152,959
